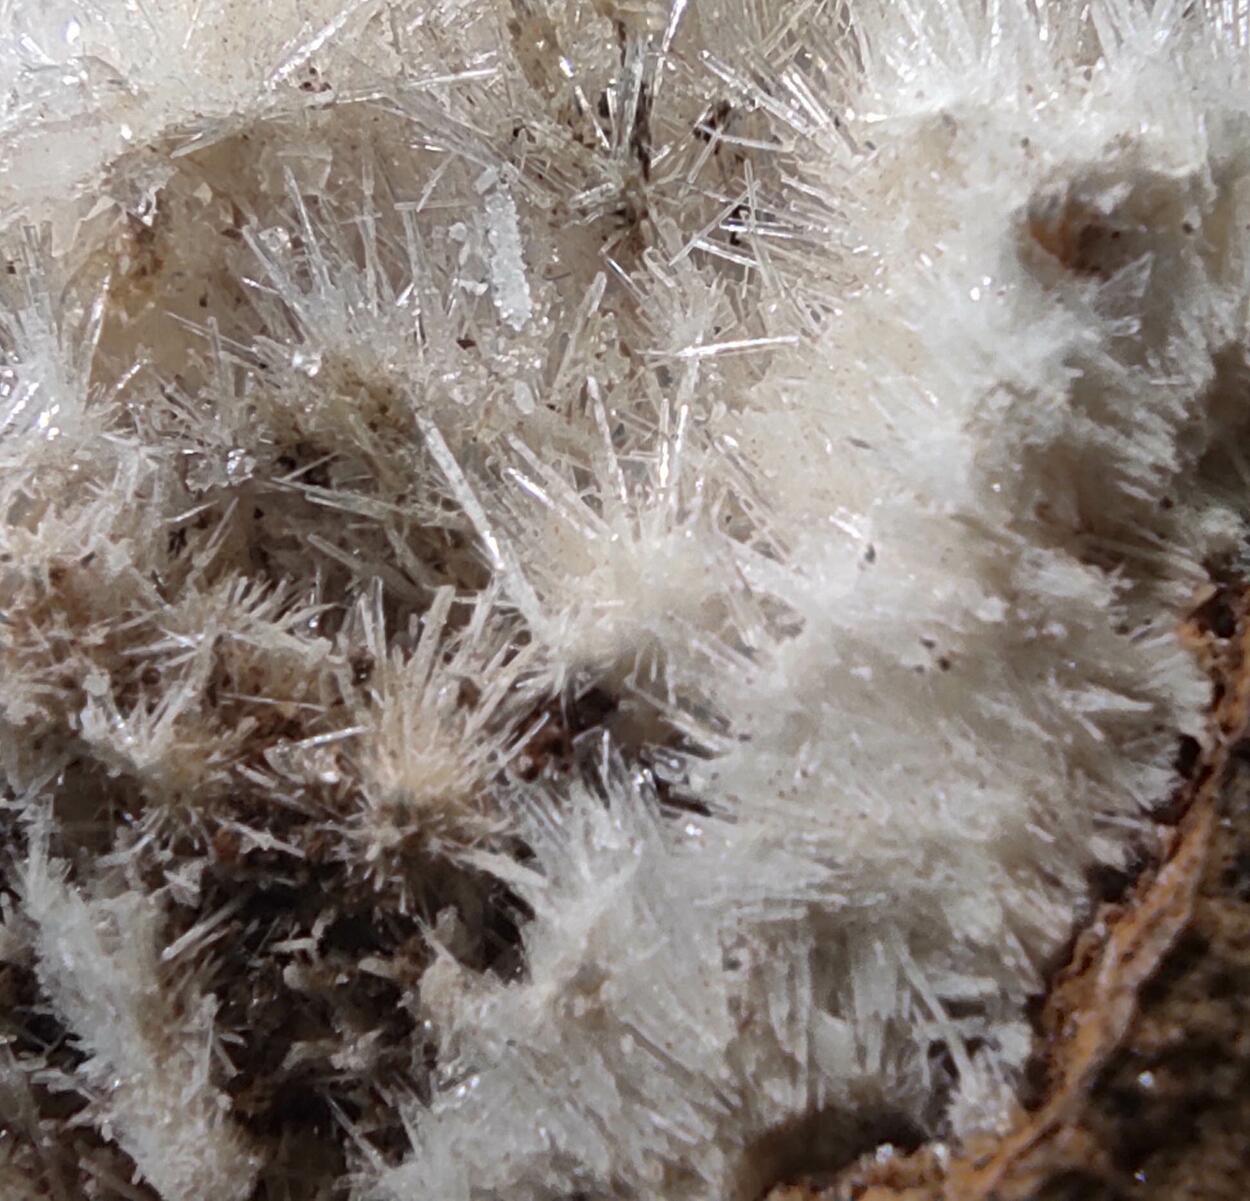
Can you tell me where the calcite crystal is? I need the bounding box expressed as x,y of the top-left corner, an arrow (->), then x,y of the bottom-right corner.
1,3 -> 1249,1200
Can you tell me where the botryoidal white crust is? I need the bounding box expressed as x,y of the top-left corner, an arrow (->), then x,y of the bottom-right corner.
0,2 -> 1247,1199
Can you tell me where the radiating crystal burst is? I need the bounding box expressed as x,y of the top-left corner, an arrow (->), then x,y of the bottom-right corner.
0,3 -> 1246,1199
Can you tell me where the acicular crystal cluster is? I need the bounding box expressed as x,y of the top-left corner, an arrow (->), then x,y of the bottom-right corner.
1,2 -> 1248,1199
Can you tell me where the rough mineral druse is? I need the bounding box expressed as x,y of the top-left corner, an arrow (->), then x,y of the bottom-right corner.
0,2 -> 1245,1200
